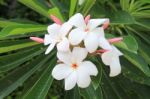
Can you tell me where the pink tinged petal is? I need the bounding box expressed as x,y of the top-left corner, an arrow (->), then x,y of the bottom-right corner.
68,13 -> 86,29
65,71 -> 77,90
77,67 -> 91,88
60,22 -> 72,37
71,47 -> 88,63
52,64 -> 73,80
69,28 -> 86,45
84,15 -> 90,24
101,50 -> 113,65
99,37 -> 112,50
96,49 -> 109,53
47,23 -> 61,34
109,57 -> 121,77
80,61 -> 98,76
57,51 -> 72,65
50,15 -> 63,25
102,20 -> 110,29
57,38 -> 70,52
84,33 -> 99,53
87,19 -> 109,31
45,43 -> 56,54
108,37 -> 123,44
30,37 -> 44,43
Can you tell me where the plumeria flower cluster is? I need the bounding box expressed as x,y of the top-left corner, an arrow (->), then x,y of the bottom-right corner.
30,13 -> 123,90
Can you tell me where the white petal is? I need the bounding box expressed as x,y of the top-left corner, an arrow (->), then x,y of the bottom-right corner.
77,67 -> 91,88
101,50 -> 113,65
71,47 -> 88,63
60,22 -> 72,37
47,23 -> 61,34
69,28 -> 86,45
112,46 -> 123,56
44,34 -> 55,45
109,57 -> 121,77
57,51 -> 72,65
68,13 -> 86,29
99,37 -> 112,50
80,61 -> 98,76
78,0 -> 85,5
65,71 -> 77,90
88,19 -> 109,31
84,33 -> 99,53
57,38 -> 70,52
52,64 -> 73,80
45,43 -> 56,54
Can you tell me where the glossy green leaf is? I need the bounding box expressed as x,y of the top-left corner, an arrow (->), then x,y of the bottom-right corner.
0,45 -> 45,73
115,35 -> 138,53
110,11 -> 135,25
121,57 -> 150,86
0,19 -> 20,28
120,0 -> 130,11
121,49 -> 150,77
0,54 -> 53,99
82,0 -> 96,16
0,24 -> 46,38
65,87 -> 81,99
0,40 -> 40,53
69,0 -> 77,17
22,57 -> 56,99
80,84 -> 103,99
18,0 -> 49,18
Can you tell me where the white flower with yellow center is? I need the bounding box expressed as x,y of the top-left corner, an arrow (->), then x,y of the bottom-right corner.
52,47 -> 98,90
68,13 -> 112,53
44,22 -> 72,54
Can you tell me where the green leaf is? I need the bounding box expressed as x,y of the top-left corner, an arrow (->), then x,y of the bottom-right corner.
121,49 -> 150,77
110,11 -> 135,25
120,0 -> 130,11
0,45 -> 45,73
69,0 -> 77,17
0,24 -> 46,38
82,0 -> 96,16
139,0 -> 150,3
80,84 -> 103,99
48,7 -> 64,22
65,87 -> 81,99
22,57 -> 56,99
121,57 -> 150,86
115,35 -> 138,53
0,54 -> 53,99
0,40 -> 40,53
90,56 -> 102,90
18,0 -> 49,18
0,19 -> 20,28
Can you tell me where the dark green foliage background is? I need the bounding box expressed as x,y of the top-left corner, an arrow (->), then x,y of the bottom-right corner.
0,0 -> 150,99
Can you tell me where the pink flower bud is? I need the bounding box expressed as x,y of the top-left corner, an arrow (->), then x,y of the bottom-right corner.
30,37 -> 44,43
50,15 -> 62,25
84,15 -> 91,24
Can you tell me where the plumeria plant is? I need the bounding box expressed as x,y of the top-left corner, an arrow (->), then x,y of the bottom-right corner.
0,0 -> 150,99
30,13 -> 123,90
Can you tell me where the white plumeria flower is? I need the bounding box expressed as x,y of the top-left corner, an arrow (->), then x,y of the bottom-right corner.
101,46 -> 123,77
52,47 -> 98,90
68,13 -> 112,53
78,0 -> 85,5
44,22 -> 72,54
